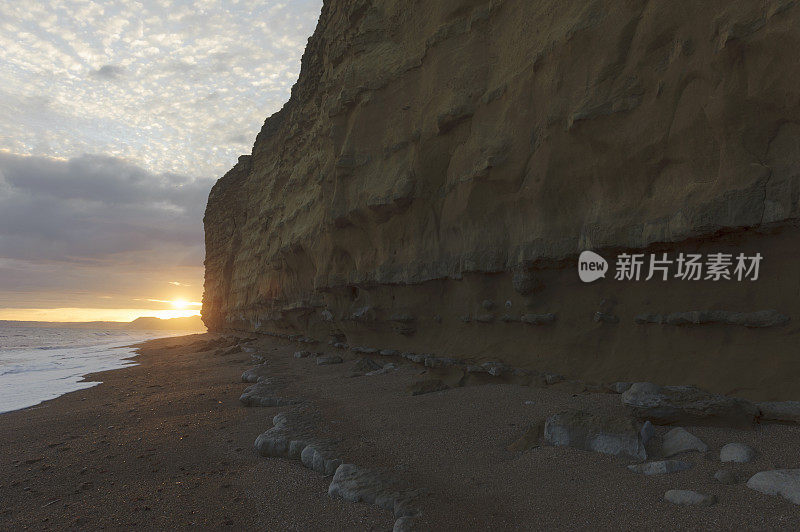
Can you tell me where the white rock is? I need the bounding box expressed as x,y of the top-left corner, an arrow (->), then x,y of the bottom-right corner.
662,427 -> 708,457
664,489 -> 716,506
720,443 -> 756,463
627,460 -> 692,475
747,469 -> 800,504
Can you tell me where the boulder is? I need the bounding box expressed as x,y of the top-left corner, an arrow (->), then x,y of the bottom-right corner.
662,427 -> 708,457
747,469 -> 800,504
621,382 -> 758,426
328,464 -> 423,514
757,401 -> 800,424
543,410 -> 647,460
720,443 -> 756,463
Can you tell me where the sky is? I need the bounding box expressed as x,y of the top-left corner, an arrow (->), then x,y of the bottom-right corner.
0,0 -> 322,321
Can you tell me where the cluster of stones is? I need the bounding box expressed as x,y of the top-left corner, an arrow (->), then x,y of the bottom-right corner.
535,382 -> 800,507
237,361 -> 425,529
248,332 -> 800,520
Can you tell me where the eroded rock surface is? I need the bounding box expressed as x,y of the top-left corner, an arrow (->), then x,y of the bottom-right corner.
543,410 -> 647,461
201,0 -> 800,400
621,383 -> 758,426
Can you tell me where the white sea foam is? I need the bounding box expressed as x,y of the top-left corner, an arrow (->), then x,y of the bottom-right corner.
0,326 -> 187,414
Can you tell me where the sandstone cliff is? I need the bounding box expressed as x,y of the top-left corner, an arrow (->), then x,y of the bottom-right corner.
203,0 -> 800,400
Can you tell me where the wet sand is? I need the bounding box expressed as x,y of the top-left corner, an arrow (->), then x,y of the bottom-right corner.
2,333 -> 800,530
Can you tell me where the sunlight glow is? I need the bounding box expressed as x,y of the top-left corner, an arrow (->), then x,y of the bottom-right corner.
171,299 -> 190,309
0,308 -> 201,322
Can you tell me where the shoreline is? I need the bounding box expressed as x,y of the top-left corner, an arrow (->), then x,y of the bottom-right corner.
0,333 -> 391,530
2,332 -> 800,529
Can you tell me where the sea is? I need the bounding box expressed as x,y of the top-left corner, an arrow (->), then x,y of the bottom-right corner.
0,325 -> 198,415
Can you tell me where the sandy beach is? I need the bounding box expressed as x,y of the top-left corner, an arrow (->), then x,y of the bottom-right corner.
2,333 -> 800,530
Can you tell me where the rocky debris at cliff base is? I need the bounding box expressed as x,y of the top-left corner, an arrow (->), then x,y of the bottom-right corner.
241,364 -> 270,383
661,428 -> 708,457
328,463 -> 424,518
239,380 -> 304,407
720,443 -> 756,463
407,379 -> 449,396
747,470 -> 800,504
253,410 -> 342,476
757,401 -> 800,423
294,350 -> 311,358
316,355 -> 343,366
635,310 -> 789,328
664,490 -> 717,507
621,382 -> 758,426
627,460 -> 692,476
543,410 -> 648,460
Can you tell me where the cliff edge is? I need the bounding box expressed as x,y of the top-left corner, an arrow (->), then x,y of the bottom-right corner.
203,0 -> 800,400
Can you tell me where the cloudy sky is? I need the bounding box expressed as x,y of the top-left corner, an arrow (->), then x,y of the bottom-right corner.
0,0 -> 322,321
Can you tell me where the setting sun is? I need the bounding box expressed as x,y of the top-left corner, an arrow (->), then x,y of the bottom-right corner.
171,299 -> 190,309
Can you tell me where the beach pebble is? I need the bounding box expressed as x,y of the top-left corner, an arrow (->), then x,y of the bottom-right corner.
664,489 -> 716,506
627,460 -> 691,476
662,427 -> 708,457
714,469 -> 738,484
747,469 -> 800,504
720,443 -> 756,463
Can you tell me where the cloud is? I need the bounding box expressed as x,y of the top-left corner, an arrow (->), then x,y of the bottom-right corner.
0,0 -> 324,316
0,153 -> 212,308
0,0 -> 324,178
90,64 -> 124,79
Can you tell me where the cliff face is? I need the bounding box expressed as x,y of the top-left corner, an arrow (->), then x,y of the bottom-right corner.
204,0 -> 800,399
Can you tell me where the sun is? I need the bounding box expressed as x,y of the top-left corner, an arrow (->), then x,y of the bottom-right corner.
171,299 -> 190,310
